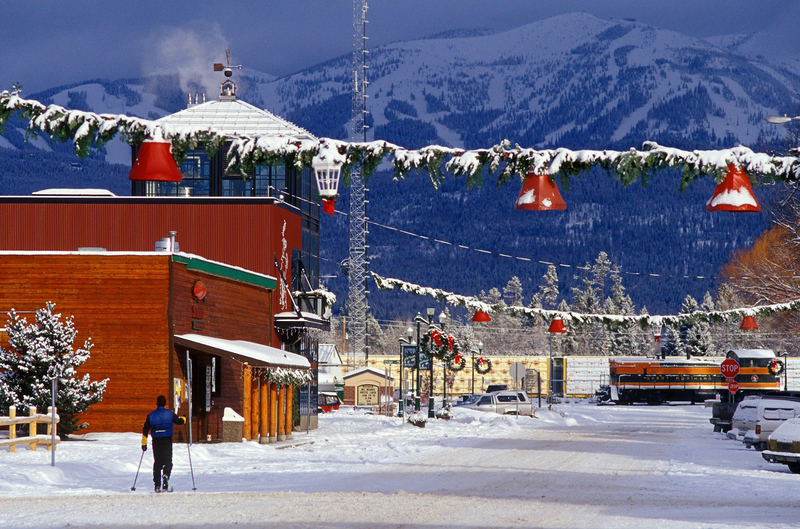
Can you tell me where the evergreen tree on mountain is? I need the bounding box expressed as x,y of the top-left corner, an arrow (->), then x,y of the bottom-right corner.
677,295 -> 714,357
503,276 -> 524,307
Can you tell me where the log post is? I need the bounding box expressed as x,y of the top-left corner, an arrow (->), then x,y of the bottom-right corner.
285,384 -> 294,440
242,364 -> 252,441
28,408 -> 37,451
269,382 -> 278,443
250,375 -> 260,441
259,377 -> 270,444
8,406 -> 15,453
277,384 -> 286,442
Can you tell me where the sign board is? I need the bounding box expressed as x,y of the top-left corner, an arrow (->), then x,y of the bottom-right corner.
384,359 -> 398,365
524,369 -> 539,393
402,346 -> 417,368
418,352 -> 431,371
509,362 -> 527,384
720,358 -> 740,380
729,380 -> 740,393
357,384 -> 379,405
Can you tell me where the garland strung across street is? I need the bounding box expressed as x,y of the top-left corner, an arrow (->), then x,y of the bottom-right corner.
3,90 -> 800,191
370,272 -> 800,330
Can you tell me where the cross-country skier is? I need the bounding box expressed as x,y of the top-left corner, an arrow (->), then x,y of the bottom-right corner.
142,395 -> 186,492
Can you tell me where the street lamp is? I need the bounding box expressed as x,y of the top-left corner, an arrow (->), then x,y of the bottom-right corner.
413,313 -> 427,412
548,317 -> 567,400
439,312 -> 448,411
778,348 -> 789,391
472,341 -> 483,395
765,115 -> 800,124
427,308 -> 436,418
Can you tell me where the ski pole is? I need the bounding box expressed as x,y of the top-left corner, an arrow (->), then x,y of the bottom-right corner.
131,449 -> 145,491
185,421 -> 196,491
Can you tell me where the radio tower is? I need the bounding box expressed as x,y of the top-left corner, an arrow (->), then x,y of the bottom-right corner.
348,0 -> 369,362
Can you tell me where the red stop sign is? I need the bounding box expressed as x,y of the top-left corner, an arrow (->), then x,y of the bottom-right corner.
721,358 -> 740,379
729,380 -> 740,393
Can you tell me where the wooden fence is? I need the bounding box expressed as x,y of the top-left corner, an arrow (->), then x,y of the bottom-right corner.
0,406 -> 60,452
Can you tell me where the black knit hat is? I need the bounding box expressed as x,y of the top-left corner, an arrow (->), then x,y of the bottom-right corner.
156,395 -> 167,407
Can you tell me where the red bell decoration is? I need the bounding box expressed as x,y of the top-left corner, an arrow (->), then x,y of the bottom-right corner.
740,315 -> 758,330
128,141 -> 183,182
472,310 -> 491,322
548,317 -> 567,333
706,164 -> 760,212
515,171 -> 566,211
321,199 -> 336,216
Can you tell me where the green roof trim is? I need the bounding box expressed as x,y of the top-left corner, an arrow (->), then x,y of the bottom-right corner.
172,255 -> 276,290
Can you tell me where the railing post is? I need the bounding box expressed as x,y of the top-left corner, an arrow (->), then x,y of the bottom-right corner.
28,408 -> 37,451
8,406 -> 15,453
47,407 -> 57,452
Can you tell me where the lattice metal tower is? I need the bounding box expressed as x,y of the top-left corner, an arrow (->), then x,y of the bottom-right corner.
348,0 -> 369,361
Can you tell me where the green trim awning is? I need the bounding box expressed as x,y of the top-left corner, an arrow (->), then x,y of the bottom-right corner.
172,254 -> 276,290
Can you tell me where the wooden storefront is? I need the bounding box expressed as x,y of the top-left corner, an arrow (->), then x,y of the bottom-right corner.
0,251 -> 309,441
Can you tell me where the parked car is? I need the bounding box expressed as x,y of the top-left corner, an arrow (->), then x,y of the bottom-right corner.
317,392 -> 341,413
762,418 -> 800,474
457,390 -> 533,416
741,399 -> 800,450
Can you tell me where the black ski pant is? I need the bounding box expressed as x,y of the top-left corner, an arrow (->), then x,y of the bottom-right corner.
152,436 -> 173,486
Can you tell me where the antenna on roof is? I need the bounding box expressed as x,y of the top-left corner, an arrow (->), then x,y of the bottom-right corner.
214,49 -> 242,99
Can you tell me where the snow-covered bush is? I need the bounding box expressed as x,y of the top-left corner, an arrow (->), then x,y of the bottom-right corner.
0,302 -> 108,437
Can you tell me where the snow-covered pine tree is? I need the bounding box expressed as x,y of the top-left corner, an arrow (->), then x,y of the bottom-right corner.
536,265 -> 560,310
0,303 -> 108,437
502,276 -> 524,307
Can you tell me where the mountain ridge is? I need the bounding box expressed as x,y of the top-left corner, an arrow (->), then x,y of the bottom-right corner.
0,12 -> 791,319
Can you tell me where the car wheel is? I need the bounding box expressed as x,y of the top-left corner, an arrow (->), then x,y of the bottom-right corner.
788,463 -> 800,474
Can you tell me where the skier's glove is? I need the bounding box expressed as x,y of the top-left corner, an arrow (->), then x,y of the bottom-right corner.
181,416 -> 187,424
141,435 -> 148,452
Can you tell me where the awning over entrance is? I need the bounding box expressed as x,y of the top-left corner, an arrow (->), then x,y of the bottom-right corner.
173,334 -> 310,369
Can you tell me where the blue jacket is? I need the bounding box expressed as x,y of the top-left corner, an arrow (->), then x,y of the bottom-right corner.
143,406 -> 184,438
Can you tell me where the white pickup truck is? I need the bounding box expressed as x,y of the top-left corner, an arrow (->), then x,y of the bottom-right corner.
456,390 -> 534,416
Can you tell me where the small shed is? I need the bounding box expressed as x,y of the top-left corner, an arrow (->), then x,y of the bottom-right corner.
342,367 -> 394,407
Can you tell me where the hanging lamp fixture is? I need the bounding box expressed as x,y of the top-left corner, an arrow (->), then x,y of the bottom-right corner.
740,315 -> 758,330
548,317 -> 567,333
128,130 -> 182,183
472,310 -> 492,322
706,164 -> 760,212
312,154 -> 342,217
515,170 -> 567,211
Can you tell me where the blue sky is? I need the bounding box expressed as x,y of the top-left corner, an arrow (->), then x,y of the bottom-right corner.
3,1 -> 799,96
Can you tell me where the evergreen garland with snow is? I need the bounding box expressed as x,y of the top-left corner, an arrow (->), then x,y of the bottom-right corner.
0,303 -> 108,437
3,90 -> 800,192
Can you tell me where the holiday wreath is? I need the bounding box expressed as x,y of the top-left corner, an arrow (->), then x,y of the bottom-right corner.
420,329 -> 461,364
474,356 -> 492,374
768,359 -> 785,376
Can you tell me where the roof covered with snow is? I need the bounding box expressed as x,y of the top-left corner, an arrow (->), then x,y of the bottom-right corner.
174,333 -> 309,369
157,98 -> 316,140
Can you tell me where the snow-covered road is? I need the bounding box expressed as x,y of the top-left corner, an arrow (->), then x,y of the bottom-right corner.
1,402 -> 798,528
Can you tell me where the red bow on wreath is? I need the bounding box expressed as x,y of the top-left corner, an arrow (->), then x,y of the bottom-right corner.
431,330 -> 442,346
454,353 -> 462,364
448,334 -> 454,351
479,357 -> 486,365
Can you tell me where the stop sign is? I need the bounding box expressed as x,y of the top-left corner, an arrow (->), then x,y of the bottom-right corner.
720,358 -> 740,379
729,380 -> 740,393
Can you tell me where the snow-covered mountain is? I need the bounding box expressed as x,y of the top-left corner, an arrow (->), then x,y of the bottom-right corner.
255,12 -> 800,151
3,13 -> 799,160
0,13 -> 793,317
